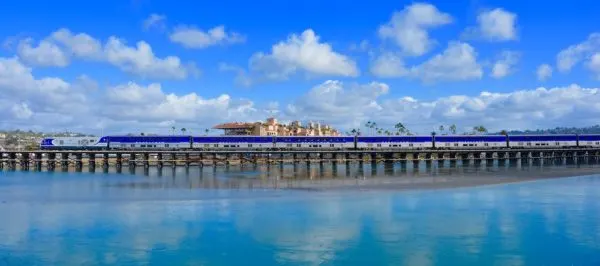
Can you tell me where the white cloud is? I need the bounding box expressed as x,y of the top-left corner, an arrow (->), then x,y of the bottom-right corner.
143,14 -> 166,31
102,82 -> 259,124
0,57 -> 90,127
106,82 -> 165,104
0,56 -> 261,133
286,80 -> 389,128
465,8 -> 518,41
490,51 -> 519,78
378,3 -> 452,56
286,81 -> 600,133
536,64 -> 552,81
17,38 -> 69,67
248,29 -> 359,81
11,103 -> 33,119
370,52 -> 408,78
556,33 -> 600,72
587,53 -> 600,79
411,42 -> 483,82
15,28 -> 194,79
370,42 -> 482,82
170,25 -> 245,49
104,37 -> 190,79
4,54 -> 600,134
50,28 -> 103,58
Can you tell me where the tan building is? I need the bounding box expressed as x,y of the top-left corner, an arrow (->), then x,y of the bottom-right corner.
213,117 -> 341,136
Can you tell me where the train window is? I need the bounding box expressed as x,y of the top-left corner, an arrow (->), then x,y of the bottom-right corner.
141,145 -> 146,148
204,144 -> 209,147
463,144 -> 468,146
409,144 -> 414,147
454,143 -> 458,147
377,144 -> 382,147
165,144 -> 170,148
484,143 -> 489,146
131,144 -> 135,148
248,144 -> 252,148
330,144 -> 335,147
214,144 -> 218,147
287,144 -> 292,147
59,140 -> 64,145
224,145 -> 229,148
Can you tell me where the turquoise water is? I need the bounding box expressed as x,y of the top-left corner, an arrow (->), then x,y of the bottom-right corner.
1,170 -> 600,265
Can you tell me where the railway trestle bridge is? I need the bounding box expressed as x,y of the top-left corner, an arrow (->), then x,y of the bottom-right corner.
1,148 -> 600,172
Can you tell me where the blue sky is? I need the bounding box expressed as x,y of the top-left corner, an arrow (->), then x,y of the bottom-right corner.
0,0 -> 599,135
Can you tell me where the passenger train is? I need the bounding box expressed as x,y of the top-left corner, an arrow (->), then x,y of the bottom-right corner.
39,134 -> 600,150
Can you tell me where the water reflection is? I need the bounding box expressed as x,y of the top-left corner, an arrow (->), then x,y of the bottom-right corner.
8,159 -> 596,191
0,172 -> 600,265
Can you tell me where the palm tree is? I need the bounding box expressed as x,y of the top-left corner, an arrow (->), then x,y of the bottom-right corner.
500,129 -> 508,136
385,130 -> 391,136
204,128 -> 210,136
449,124 -> 457,134
181,128 -> 187,135
478,126 -> 488,134
365,121 -> 372,135
171,126 -> 176,135
140,132 -> 145,136
351,128 -> 357,136
370,122 -> 377,136
394,122 -> 406,135
439,125 -> 445,135
377,128 -> 383,135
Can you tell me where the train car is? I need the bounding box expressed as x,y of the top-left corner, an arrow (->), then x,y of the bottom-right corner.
435,135 -> 507,149
508,135 -> 577,148
40,136 -> 109,150
273,136 -> 355,149
192,136 -> 274,149
356,136 -> 433,149
107,136 -> 192,149
577,134 -> 600,147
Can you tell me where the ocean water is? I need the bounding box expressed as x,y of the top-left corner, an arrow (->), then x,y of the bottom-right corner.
1,169 -> 600,265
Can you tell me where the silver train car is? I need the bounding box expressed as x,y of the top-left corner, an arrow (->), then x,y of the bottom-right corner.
39,134 -> 600,150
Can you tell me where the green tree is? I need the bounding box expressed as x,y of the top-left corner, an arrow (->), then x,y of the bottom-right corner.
171,126 -> 176,135
205,128 -> 210,136
500,129 -> 508,136
439,125 -> 445,135
394,122 -> 406,135
181,128 -> 187,135
449,124 -> 457,134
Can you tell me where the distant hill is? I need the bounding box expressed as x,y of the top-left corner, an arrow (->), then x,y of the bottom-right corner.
494,125 -> 600,135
